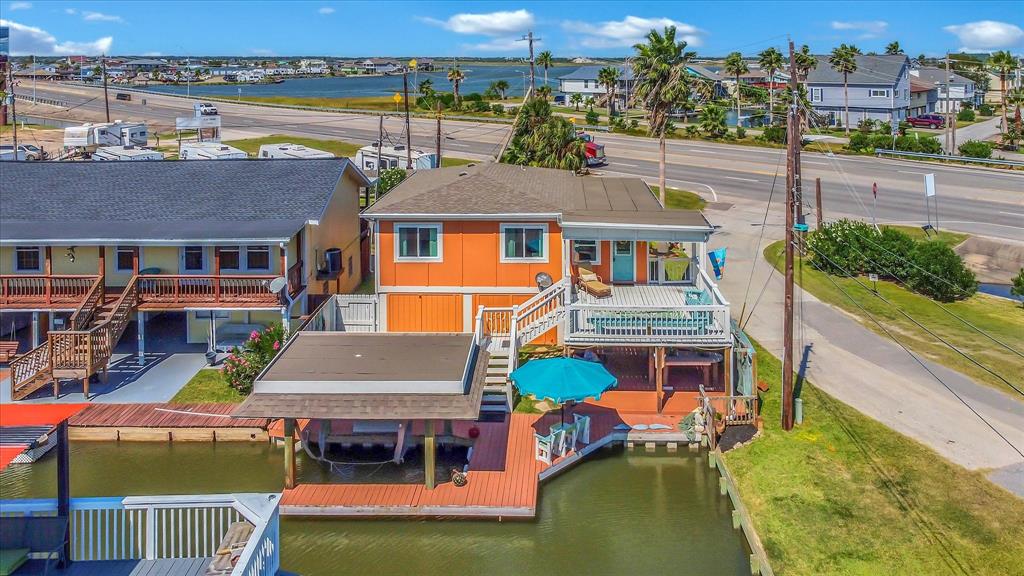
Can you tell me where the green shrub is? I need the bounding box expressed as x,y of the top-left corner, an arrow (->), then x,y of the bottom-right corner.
858,118 -> 876,133
958,139 -> 992,158
873,227 -> 918,279
223,323 -> 288,395
491,103 -> 504,115
629,119 -> 639,130
916,136 -> 942,154
870,134 -> 893,150
907,241 -> 976,301
735,126 -> 746,139
760,125 -> 786,144
897,121 -> 911,136
961,101 -> 973,110
585,110 -> 600,125
957,108 -> 976,122
807,219 -> 878,275
684,125 -> 699,137
978,103 -> 994,116
847,132 -> 870,151
462,92 -> 483,102
879,121 -> 892,135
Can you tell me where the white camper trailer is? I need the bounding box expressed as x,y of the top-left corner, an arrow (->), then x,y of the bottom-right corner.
179,142 -> 248,160
92,146 -> 164,161
257,143 -> 334,159
355,143 -> 438,172
64,121 -> 148,151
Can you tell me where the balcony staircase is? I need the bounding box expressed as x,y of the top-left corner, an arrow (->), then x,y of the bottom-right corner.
9,276 -> 138,400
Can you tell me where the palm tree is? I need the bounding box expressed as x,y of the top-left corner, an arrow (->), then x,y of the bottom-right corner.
447,65 -> 465,104
418,78 -> 433,96
584,96 -> 595,110
570,92 -> 583,111
795,44 -> 817,81
724,52 -> 749,130
990,50 -> 1018,136
597,66 -> 621,117
504,97 -> 587,171
885,42 -> 903,55
493,79 -> 510,100
758,47 -> 784,124
829,44 -> 859,134
632,25 -> 696,204
536,85 -> 552,100
699,104 -> 727,137
536,50 -> 553,87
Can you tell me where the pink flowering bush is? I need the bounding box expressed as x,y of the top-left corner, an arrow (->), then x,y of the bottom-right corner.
223,323 -> 288,395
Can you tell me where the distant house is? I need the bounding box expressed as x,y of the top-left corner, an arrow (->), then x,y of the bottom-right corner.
360,59 -> 400,74
334,60 -> 362,74
559,64 -> 726,108
806,54 -> 911,125
909,78 -> 938,117
124,58 -> 167,75
909,67 -> 980,112
416,58 -> 434,71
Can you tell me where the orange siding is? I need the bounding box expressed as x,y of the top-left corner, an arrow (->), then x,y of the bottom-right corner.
636,241 -> 648,284
378,220 -> 562,288
387,294 -> 462,332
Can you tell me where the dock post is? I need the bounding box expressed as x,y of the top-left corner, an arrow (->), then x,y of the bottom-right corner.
283,418 -> 296,489
31,312 -> 40,347
424,419 -> 436,490
136,311 -> 145,366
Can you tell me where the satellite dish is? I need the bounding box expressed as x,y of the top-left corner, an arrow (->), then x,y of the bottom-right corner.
268,277 -> 288,294
535,272 -> 553,290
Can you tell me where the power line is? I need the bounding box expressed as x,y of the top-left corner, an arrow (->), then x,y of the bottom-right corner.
802,248 -> 1024,460
738,149 -> 784,328
805,242 -> 1024,397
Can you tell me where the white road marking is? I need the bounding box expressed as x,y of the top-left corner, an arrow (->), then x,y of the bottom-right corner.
447,142 -> 472,148
725,176 -> 760,182
998,211 -> 1024,217
803,161 -> 830,166
898,170 -> 930,175
613,162 -> 639,168
666,179 -> 718,202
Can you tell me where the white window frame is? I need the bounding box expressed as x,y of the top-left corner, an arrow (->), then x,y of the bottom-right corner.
869,89 -> 888,98
810,87 -> 822,103
500,223 -> 549,263
194,310 -> 230,320
394,223 -> 443,262
180,245 -> 208,274
13,246 -> 42,273
244,245 -> 271,272
571,240 -> 602,265
115,246 -> 137,273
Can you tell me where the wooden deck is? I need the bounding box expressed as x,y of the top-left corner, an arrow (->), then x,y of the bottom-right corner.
16,557 -> 212,576
280,400 -> 689,518
575,283 -> 693,307
68,403 -> 270,428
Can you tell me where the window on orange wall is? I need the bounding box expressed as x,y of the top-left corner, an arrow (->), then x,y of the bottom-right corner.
501,224 -> 547,262
395,224 -> 442,260
572,240 -> 601,264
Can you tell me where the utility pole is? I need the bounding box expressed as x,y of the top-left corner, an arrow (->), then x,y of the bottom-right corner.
944,53 -> 954,153
8,63 -> 18,155
435,101 -> 442,168
815,177 -> 823,228
375,114 -> 383,178
519,31 -> 539,92
782,39 -> 800,432
102,55 -> 111,123
32,54 -> 36,104
403,70 -> 412,169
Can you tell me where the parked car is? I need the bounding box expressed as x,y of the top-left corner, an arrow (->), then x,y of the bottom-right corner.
115,92 -> 132,101
0,145 -> 42,161
197,103 -> 219,116
907,114 -> 945,129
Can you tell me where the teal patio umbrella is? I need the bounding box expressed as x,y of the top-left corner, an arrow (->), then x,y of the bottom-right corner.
510,357 -> 618,423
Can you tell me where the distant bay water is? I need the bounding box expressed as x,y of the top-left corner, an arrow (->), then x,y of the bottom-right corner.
142,65 -> 578,99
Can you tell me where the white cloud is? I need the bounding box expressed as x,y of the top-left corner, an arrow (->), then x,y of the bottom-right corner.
141,51 -> 162,57
831,20 -> 889,39
9,2 -> 32,10
562,16 -> 705,49
64,7 -> 75,14
463,37 -> 539,52
421,9 -> 534,36
318,6 -> 334,14
0,19 -> 112,55
82,11 -> 123,23
943,20 -> 1024,51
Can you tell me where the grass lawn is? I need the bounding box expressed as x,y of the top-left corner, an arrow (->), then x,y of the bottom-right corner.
239,95 -> 402,111
649,186 -> 708,210
725,340 -> 1024,575
763,229 -> 1024,395
170,368 -> 244,403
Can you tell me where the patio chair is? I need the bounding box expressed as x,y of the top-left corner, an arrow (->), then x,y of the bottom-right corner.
551,426 -> 568,458
573,413 -> 591,445
576,265 -> 612,298
534,431 -> 555,464
0,516 -> 67,576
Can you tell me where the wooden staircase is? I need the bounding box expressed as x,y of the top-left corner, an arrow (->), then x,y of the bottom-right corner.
480,341 -> 513,420
9,276 -> 139,400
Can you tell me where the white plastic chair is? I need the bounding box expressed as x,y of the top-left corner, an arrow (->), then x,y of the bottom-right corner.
551,426 -> 568,458
573,414 -> 591,444
535,432 -> 554,464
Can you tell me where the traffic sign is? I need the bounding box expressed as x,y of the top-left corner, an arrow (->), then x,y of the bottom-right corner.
392,92 -> 402,103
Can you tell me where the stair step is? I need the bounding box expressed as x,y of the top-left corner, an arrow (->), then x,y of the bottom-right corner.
484,375 -> 507,385
480,404 -> 509,413
486,366 -> 507,376
488,357 -> 510,366
483,385 -> 507,394
482,394 -> 508,404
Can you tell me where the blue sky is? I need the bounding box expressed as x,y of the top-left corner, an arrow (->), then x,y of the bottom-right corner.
2,1 -> 1022,58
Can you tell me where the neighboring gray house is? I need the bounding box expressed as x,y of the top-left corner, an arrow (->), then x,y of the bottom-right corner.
558,64 -> 725,108
909,78 -> 938,117
806,54 -> 911,126
909,67 -> 979,112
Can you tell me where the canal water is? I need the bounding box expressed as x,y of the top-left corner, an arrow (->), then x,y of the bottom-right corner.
141,65 -> 576,99
1,442 -> 751,575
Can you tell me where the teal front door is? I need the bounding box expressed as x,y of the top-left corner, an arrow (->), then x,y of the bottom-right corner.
612,241 -> 635,283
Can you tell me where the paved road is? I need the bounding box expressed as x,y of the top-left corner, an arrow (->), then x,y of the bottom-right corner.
948,116 -> 1001,153
14,84 -> 1024,242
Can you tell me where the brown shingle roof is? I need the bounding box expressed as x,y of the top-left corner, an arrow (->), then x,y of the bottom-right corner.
362,164 -> 713,230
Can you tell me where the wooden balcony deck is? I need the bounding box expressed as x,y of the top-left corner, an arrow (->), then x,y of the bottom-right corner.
280,399 -> 690,518
16,558 -> 212,576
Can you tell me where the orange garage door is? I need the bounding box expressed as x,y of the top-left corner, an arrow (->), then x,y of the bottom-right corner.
387,294 -> 463,332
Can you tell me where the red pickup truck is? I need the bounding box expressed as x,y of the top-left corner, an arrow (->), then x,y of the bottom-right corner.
906,114 -> 946,129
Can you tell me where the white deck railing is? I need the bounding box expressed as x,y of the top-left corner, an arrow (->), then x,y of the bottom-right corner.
0,493 -> 280,576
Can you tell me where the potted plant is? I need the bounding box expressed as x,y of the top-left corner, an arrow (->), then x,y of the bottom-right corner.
714,412 -> 726,435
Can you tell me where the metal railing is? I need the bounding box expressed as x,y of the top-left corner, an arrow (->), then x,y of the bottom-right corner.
0,493 -> 281,576
873,148 -> 1024,167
